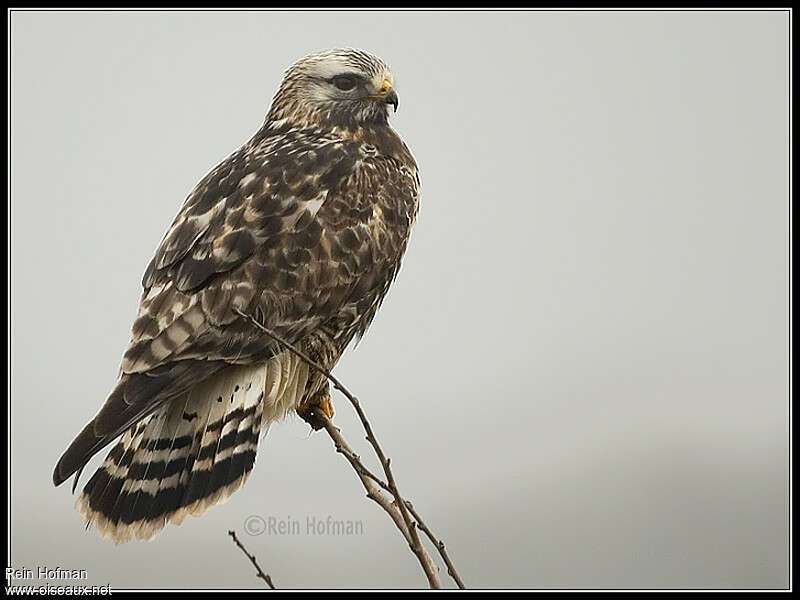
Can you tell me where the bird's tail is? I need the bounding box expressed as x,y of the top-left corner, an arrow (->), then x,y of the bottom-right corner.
76,355 -> 312,543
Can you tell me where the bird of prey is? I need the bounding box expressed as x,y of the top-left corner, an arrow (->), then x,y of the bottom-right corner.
52,48 -> 419,543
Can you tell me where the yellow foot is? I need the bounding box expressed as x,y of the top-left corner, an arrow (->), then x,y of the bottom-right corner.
297,394 -> 334,431
318,397 -> 334,420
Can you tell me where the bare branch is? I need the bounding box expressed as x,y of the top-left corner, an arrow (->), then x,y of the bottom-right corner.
227,529 -> 276,589
316,413 -> 414,539
233,308 -> 464,589
404,501 -> 466,589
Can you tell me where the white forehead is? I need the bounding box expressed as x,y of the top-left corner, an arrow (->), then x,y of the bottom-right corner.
290,48 -> 392,82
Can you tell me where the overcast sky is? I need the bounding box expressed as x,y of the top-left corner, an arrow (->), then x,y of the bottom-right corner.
11,10 -> 788,590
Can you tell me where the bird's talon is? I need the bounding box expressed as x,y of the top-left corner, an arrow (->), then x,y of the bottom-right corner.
297,396 -> 334,431
319,397 -> 334,420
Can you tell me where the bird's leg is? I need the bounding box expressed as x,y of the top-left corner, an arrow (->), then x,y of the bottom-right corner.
297,383 -> 334,431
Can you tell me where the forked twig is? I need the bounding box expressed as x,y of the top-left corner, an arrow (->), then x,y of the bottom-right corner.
404,501 -> 466,589
234,308 -> 465,589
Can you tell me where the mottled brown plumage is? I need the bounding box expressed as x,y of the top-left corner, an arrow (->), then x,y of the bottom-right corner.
53,49 -> 419,542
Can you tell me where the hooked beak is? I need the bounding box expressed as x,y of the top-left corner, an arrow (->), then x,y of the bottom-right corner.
378,79 -> 398,112
385,89 -> 398,112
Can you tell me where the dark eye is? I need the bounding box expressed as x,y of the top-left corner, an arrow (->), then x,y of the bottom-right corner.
332,75 -> 357,91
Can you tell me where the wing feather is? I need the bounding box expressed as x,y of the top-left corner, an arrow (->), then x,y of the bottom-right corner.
55,123 -> 420,488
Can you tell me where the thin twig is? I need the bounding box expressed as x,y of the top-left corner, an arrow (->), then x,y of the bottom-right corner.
404,501 -> 466,589
316,413 -> 415,539
233,308 -> 462,589
314,409 -> 465,589
227,529 -> 276,589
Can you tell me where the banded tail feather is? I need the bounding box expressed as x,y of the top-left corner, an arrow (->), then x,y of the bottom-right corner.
70,353 -> 314,543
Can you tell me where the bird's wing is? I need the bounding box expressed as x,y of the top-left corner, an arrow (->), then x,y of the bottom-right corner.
124,129 -> 358,374
55,128 -> 415,486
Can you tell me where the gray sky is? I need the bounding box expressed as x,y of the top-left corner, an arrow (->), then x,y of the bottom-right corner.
10,10 -> 788,589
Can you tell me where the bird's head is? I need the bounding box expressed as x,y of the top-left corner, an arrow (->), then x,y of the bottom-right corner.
266,48 -> 398,129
